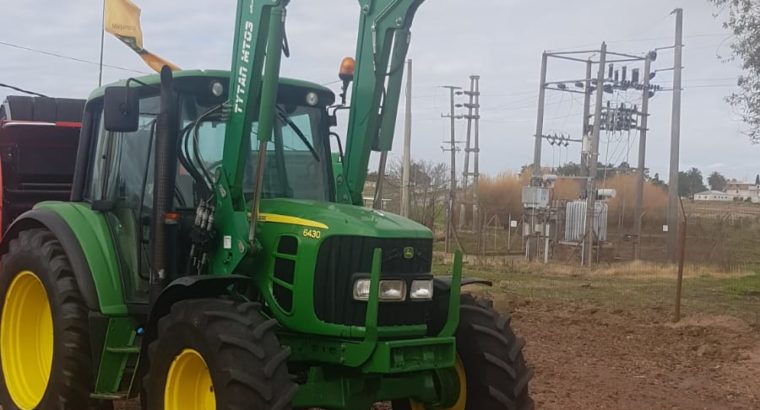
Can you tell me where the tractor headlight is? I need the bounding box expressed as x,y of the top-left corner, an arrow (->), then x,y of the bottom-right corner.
353,279 -> 372,301
409,280 -> 434,300
306,91 -> 319,106
379,280 -> 406,302
210,81 -> 224,97
353,279 -> 407,302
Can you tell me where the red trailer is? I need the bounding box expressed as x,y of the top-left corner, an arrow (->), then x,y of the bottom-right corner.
0,96 -> 84,238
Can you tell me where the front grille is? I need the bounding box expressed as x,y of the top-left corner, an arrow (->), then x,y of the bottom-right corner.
313,236 -> 433,327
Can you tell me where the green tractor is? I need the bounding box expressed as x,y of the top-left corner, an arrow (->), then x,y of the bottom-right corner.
0,1 -> 533,409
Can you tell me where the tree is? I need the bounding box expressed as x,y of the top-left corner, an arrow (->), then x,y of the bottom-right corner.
651,173 -> 667,188
708,171 -> 728,191
387,159 -> 449,229
755,174 -> 759,185
678,167 -> 707,197
709,0 -> 760,141
555,162 -> 581,177
553,161 -> 623,179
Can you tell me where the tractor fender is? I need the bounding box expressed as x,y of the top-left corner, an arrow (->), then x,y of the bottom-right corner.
142,275 -> 254,345
0,208 -> 99,311
434,276 -> 492,293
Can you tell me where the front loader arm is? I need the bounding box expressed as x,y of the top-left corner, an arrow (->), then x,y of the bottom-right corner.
224,0 -> 288,209
202,0 -> 288,275
342,0 -> 425,206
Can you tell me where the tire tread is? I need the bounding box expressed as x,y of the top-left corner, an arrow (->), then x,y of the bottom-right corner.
0,228 -> 100,409
144,299 -> 295,409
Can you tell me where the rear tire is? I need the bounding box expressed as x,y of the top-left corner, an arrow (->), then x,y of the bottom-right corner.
0,228 -> 95,409
144,299 -> 297,410
393,294 -> 534,410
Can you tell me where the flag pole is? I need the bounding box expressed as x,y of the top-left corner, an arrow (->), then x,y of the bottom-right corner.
98,0 -> 106,87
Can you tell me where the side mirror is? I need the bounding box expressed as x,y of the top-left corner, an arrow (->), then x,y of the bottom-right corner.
104,86 -> 139,132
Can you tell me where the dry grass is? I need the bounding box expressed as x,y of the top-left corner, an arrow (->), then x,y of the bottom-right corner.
440,253 -> 755,279
601,174 -> 668,228
479,172 -> 529,218
478,173 -> 668,229
435,255 -> 760,325
552,178 -> 584,201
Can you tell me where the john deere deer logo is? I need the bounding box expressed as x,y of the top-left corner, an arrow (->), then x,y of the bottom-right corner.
403,246 -> 415,259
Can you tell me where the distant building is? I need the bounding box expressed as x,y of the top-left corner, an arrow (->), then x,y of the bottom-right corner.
694,190 -> 732,202
725,180 -> 760,202
363,173 -> 395,210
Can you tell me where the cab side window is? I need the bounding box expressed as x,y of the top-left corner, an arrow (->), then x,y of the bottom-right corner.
85,96 -> 160,303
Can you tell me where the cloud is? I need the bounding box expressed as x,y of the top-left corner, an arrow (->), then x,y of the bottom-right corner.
0,0 -> 755,180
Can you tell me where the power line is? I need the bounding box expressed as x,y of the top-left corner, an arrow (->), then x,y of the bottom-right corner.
548,33 -> 729,53
0,82 -> 48,98
0,40 -> 148,75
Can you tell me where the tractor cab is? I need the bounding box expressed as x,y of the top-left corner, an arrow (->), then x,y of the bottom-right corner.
75,70 -> 337,303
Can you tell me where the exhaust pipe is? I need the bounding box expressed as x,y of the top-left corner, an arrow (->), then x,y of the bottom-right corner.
150,66 -> 179,302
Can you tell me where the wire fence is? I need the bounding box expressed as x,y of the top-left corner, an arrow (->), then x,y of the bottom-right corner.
433,199 -> 760,326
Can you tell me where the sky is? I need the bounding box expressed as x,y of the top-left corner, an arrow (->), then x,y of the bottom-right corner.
0,0 -> 755,182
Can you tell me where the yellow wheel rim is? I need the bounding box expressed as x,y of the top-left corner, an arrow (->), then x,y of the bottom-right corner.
0,271 -> 54,409
410,356 -> 467,410
164,349 -> 216,410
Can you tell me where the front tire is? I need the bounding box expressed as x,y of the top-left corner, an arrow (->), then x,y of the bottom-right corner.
455,294 -> 533,409
144,299 -> 297,410
0,228 -> 95,409
393,294 -> 534,410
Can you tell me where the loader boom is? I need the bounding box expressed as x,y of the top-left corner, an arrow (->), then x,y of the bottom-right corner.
341,0 -> 424,205
224,0 -> 424,209
225,0 -> 287,210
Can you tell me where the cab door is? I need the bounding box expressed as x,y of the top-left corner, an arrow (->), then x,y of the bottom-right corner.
84,95 -> 160,305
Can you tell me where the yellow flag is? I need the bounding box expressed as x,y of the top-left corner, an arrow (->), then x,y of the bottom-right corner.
104,0 -> 180,73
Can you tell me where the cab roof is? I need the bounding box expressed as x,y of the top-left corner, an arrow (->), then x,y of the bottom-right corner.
88,69 -> 334,100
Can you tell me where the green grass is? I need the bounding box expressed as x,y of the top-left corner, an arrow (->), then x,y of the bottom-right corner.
721,272 -> 760,296
435,259 -> 760,326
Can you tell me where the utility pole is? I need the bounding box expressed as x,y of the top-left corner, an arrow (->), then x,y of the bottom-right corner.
442,85 -> 462,253
400,59 -> 412,218
532,52 -> 548,183
667,8 -> 684,262
634,52 -> 653,260
372,152 -> 388,210
98,0 -> 106,87
538,46 -> 655,264
527,53 -> 548,261
472,76 -> 482,253
584,42 -> 607,266
459,76 -> 476,230
580,59 -> 592,177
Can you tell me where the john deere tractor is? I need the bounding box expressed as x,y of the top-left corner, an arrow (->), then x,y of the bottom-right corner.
0,1 -> 532,409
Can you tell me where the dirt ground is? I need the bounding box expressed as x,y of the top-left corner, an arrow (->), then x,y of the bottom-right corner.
113,260 -> 760,409
491,293 -> 760,410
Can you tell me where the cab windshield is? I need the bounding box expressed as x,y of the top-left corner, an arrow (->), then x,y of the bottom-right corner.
180,94 -> 333,203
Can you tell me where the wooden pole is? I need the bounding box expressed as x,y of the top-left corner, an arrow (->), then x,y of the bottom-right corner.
674,197 -> 687,322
